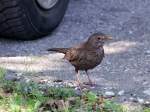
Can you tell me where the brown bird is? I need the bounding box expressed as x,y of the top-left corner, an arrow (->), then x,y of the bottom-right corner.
47,32 -> 112,86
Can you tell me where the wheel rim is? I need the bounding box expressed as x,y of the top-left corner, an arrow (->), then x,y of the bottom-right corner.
36,0 -> 58,10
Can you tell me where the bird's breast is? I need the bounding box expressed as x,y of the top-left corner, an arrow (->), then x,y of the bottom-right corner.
76,48 -> 104,70
88,49 -> 104,66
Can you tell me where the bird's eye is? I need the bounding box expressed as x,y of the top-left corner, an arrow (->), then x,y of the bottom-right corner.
97,37 -> 101,40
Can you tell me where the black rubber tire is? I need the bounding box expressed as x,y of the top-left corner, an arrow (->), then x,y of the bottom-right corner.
0,0 -> 69,40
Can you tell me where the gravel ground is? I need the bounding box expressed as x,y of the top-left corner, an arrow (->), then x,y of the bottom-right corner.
0,0 -> 150,103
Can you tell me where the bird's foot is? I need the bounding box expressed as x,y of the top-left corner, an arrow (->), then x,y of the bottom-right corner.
74,81 -> 88,91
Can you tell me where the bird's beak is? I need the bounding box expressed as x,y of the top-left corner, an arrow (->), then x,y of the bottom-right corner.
105,35 -> 113,40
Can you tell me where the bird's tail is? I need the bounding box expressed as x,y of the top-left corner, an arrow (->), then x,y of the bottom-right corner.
47,48 -> 69,54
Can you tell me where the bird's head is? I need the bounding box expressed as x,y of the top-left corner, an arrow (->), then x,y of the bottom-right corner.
87,32 -> 112,48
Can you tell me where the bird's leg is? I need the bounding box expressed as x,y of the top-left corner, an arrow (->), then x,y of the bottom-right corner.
75,69 -> 83,90
75,69 -> 81,85
85,70 -> 93,86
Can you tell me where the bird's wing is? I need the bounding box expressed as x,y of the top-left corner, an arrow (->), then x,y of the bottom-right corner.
64,48 -> 84,62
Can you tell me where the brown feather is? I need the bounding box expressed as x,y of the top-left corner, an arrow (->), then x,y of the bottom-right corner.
47,32 -> 112,86
47,48 -> 69,54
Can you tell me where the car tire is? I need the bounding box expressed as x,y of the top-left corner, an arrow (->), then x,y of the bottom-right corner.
0,0 -> 69,40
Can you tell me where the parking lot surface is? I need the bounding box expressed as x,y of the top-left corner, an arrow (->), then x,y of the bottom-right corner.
0,0 -> 150,101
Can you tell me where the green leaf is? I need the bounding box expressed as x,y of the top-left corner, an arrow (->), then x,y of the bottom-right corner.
103,100 -> 123,112
144,108 -> 150,112
33,100 -> 41,111
0,68 -> 6,80
86,91 -> 97,103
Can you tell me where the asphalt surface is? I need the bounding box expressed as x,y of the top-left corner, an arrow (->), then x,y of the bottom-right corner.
0,0 -> 150,101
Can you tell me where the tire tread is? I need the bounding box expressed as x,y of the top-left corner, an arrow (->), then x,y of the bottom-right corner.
0,0 -> 69,39
0,0 -> 28,39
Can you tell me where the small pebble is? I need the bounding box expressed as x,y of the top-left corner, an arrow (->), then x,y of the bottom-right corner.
137,97 -> 144,104
144,101 -> 150,107
39,79 -> 48,84
5,74 -> 20,81
129,30 -> 133,34
145,50 -> 150,55
130,93 -> 137,97
143,89 -> 150,96
118,90 -> 125,96
129,97 -> 137,102
105,91 -> 115,97
74,87 -> 79,90
104,87 -> 113,90
143,81 -> 149,85
24,78 -> 31,83
67,82 -> 76,87
16,72 -> 23,77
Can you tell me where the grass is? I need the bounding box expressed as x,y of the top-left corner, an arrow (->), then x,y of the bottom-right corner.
0,67 -> 150,112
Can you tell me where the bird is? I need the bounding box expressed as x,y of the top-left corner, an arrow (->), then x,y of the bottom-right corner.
47,32 -> 112,87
